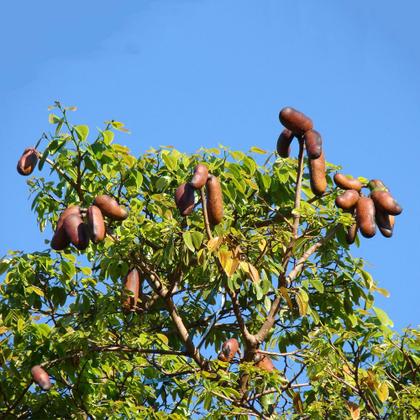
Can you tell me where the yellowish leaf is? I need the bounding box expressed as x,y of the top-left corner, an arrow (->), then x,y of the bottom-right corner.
0,326 -> 8,335
207,236 -> 223,252
280,287 -> 293,310
292,392 -> 303,413
296,292 -> 308,316
258,239 -> 267,252
376,382 -> 389,403
248,263 -> 260,283
218,250 -> 239,277
346,401 -> 360,420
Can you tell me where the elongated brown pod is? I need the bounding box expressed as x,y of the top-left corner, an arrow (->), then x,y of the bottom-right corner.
206,175 -> 224,225
218,338 -> 239,362
63,214 -> 90,250
175,183 -> 195,216
367,179 -> 388,192
256,354 -> 275,372
17,148 -> 38,176
309,152 -> 327,196
87,205 -> 106,243
371,190 -> 402,215
93,195 -> 128,221
51,205 -> 81,250
356,196 -> 376,238
190,164 -> 209,189
335,190 -> 360,211
333,173 -> 363,192
31,365 -> 51,391
303,129 -> 322,159
279,107 -> 313,135
376,210 -> 395,238
346,223 -> 358,244
276,128 -> 294,158
123,268 -> 140,311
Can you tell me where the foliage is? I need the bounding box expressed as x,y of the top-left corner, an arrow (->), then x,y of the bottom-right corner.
0,103 -> 418,419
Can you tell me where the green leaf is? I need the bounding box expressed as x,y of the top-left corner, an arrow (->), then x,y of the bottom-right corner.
190,231 -> 204,250
250,146 -> 267,154
182,231 -> 195,252
373,307 -> 394,327
74,125 -> 89,141
48,114 -> 61,124
311,279 -> 324,293
27,286 -> 44,297
102,130 -> 115,145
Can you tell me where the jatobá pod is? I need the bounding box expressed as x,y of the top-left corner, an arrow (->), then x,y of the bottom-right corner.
346,223 -> 358,245
333,173 -> 363,192
63,213 -> 90,250
218,338 -> 240,363
335,189 -> 360,211
31,365 -> 51,391
93,195 -> 128,221
375,210 -> 395,238
308,151 -> 327,196
356,196 -> 376,238
87,205 -> 106,243
255,354 -> 275,372
123,268 -> 140,311
279,107 -> 313,136
303,129 -> 322,159
370,190 -> 402,216
276,128 -> 294,158
17,148 -> 38,176
51,205 -> 81,250
367,179 -> 388,192
190,164 -> 209,189
206,175 -> 224,225
175,183 -> 195,216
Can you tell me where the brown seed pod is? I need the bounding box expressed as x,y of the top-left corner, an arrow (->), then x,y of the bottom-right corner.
371,190 -> 402,216
276,128 -> 294,158
356,196 -> 376,238
333,173 -> 363,192
206,175 -> 224,225
308,152 -> 327,196
123,268 -> 140,311
218,338 -> 240,363
175,183 -> 195,216
256,354 -> 275,372
87,205 -> 106,243
51,206 -> 81,250
17,148 -> 38,176
31,365 -> 51,391
279,107 -> 313,136
335,190 -> 360,211
303,129 -> 322,159
367,179 -> 388,192
346,223 -> 358,245
63,214 -> 90,250
376,210 -> 395,238
190,164 -> 209,189
93,195 -> 128,221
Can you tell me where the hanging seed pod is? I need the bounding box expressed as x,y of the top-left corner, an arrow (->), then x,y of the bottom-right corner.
255,354 -> 275,372
303,129 -> 322,159
218,338 -> 240,363
87,205 -> 106,243
367,179 -> 388,192
376,210 -> 395,238
335,190 -> 360,211
17,148 -> 38,176
123,268 -> 140,311
371,190 -> 402,216
190,164 -> 209,189
309,152 -> 327,196
93,195 -> 128,221
346,223 -> 358,245
279,107 -> 313,136
276,128 -> 294,158
206,175 -> 224,225
51,206 -> 81,250
63,214 -> 90,250
333,173 -> 363,192
175,183 -> 195,216
356,196 -> 376,238
31,365 -> 51,391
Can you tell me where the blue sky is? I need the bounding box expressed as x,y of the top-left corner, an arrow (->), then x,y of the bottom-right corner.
1,0 -> 418,330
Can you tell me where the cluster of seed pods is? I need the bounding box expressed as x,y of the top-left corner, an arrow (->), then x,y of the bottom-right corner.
334,174 -> 402,243
174,164 -> 224,225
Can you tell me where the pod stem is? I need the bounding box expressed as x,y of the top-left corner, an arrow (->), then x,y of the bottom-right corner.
292,138 -> 305,239
200,187 -> 213,241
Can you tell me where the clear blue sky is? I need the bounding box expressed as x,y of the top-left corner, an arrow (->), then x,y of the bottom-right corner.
1,0 -> 418,330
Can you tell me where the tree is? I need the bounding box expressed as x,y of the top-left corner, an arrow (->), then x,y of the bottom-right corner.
0,103 -> 418,419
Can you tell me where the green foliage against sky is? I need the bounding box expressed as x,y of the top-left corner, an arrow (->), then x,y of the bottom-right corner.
0,104 -> 418,419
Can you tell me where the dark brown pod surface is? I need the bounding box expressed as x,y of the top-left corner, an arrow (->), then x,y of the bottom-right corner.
256,354 -> 275,372
87,205 -> 106,243
276,128 -> 294,158
371,190 -> 402,216
93,195 -> 128,221
190,164 -> 209,189
356,196 -> 376,238
206,175 -> 224,225
123,268 -> 140,311
334,173 -> 363,192
376,210 -> 395,238
218,338 -> 239,363
279,107 -> 313,135
335,190 -> 360,211
309,152 -> 327,196
175,183 -> 195,216
31,365 -> 51,391
368,179 -> 388,192
346,223 -> 358,245
17,148 -> 38,176
303,129 -> 322,159
63,214 -> 90,250
51,206 -> 81,250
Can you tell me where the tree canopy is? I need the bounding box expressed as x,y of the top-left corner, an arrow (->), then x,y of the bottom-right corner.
0,103 -> 418,419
